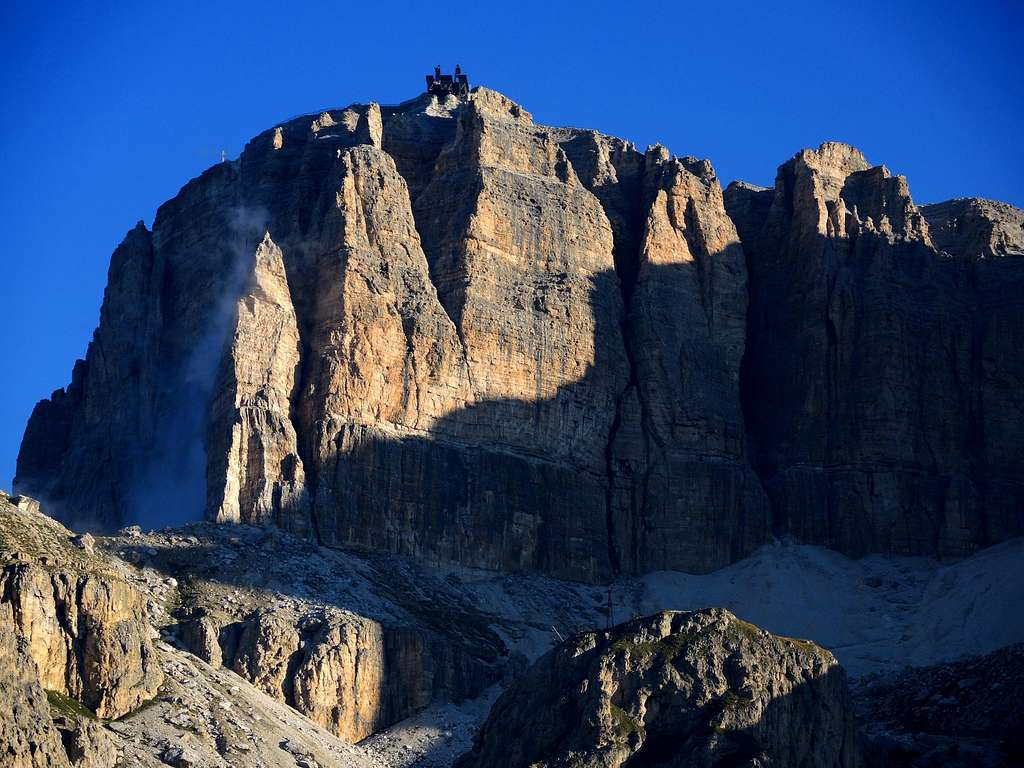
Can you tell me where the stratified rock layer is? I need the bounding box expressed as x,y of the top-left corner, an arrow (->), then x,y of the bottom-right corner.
726,144 -> 1024,559
16,87 -> 1024,581
458,609 -> 861,768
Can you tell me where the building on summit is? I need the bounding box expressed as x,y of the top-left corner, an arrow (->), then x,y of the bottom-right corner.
425,65 -> 469,98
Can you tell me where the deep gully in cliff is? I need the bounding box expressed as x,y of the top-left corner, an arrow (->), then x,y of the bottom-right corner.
601,162 -> 655,579
136,194 -> 261,531
289,109 -> 466,547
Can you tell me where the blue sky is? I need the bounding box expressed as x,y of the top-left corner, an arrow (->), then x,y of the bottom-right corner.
1,0 -> 1022,488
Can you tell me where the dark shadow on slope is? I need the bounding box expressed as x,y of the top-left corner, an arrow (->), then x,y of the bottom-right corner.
455,628 -> 861,768
624,664 -> 859,768
852,641 -> 1024,766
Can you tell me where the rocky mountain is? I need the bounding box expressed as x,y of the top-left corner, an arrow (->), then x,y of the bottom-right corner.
459,608 -> 861,768
727,144 -> 1024,561
15,87 -> 1024,582
0,496 -> 162,720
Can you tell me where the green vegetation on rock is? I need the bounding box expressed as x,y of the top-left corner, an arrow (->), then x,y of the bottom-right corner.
46,689 -> 98,721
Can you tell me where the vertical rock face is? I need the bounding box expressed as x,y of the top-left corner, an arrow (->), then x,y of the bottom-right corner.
228,609 -> 394,742
294,142 -> 478,568
726,143 -> 1024,559
356,91 -> 633,581
618,154 -> 767,573
555,132 -> 769,573
457,609 -> 861,768
0,562 -> 162,719
199,601 -> 497,742
0,496 -> 163,722
206,233 -> 309,532
16,89 -> 1024,581
0,602 -> 73,768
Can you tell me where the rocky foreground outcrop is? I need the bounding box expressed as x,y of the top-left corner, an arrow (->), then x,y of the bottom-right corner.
0,496 -> 162,719
0,599 -> 121,768
0,489 -> 506,764
458,608 -> 861,768
15,86 -> 1024,582
132,521 -> 504,742
0,493 -> 156,767
0,602 -> 77,768
0,609 -> 118,768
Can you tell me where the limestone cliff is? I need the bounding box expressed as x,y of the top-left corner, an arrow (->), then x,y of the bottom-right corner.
0,497 -> 162,719
0,601 -> 75,768
15,87 -> 1024,581
726,143 -> 1024,559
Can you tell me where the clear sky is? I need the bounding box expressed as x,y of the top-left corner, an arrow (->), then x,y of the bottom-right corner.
1,0 -> 1022,489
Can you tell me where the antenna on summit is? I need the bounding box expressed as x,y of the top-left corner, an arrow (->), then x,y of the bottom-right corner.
425,64 -> 470,98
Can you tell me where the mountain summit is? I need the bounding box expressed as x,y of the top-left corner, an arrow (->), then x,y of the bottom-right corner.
15,85 -> 1024,583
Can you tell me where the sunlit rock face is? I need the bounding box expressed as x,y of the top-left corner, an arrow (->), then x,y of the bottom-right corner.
0,497 -> 162,721
16,89 -> 1024,582
0,602 -> 75,768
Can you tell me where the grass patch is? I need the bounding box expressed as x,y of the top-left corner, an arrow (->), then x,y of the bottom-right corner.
113,693 -> 161,722
721,690 -> 753,711
46,690 -> 98,721
781,635 -> 823,650
610,631 -> 695,661
610,703 -> 645,741
729,618 -> 762,639
779,635 -> 833,661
